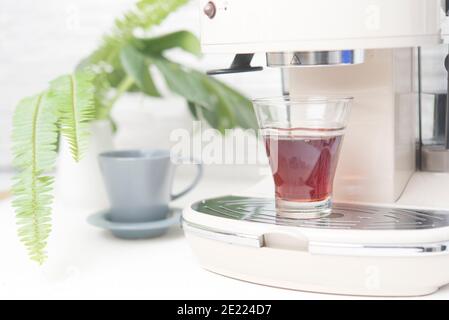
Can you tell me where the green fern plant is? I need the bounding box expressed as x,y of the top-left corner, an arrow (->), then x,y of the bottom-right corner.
81,0 -> 190,120
12,72 -> 95,264
12,0 -> 256,264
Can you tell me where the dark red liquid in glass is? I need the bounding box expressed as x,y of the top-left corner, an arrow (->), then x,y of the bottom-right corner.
264,134 -> 343,203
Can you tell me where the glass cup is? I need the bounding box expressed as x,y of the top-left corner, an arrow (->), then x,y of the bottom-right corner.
253,96 -> 352,219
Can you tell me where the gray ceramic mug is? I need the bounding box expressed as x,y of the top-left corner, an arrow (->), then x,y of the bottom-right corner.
98,150 -> 203,223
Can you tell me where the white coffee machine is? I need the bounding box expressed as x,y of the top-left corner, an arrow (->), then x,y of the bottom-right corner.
183,0 -> 449,296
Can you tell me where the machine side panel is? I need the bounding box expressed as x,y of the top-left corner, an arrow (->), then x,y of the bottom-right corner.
289,49 -> 415,203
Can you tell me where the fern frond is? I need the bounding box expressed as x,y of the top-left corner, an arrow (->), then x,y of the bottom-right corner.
49,72 -> 95,162
11,93 -> 59,264
77,0 -> 189,117
90,0 -> 189,65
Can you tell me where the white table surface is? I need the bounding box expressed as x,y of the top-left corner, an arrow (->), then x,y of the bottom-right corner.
1,173 -> 449,300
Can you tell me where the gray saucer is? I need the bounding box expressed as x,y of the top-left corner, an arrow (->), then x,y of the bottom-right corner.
87,208 -> 182,239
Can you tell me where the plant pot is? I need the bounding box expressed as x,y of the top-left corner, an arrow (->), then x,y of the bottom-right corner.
55,120 -> 114,212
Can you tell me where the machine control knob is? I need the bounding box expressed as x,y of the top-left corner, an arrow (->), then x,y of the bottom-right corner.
203,1 -> 216,19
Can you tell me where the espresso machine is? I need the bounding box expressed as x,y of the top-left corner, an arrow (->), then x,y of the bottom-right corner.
183,0 -> 449,296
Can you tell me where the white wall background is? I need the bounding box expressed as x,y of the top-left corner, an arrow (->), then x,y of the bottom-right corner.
0,0 -> 282,170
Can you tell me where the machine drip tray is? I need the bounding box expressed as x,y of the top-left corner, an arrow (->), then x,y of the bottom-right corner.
189,196 -> 449,231
183,196 -> 449,296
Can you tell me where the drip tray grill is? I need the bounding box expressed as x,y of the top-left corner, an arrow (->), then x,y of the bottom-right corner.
191,196 -> 449,230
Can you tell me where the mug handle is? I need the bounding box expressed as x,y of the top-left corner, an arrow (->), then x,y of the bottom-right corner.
171,158 -> 203,201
